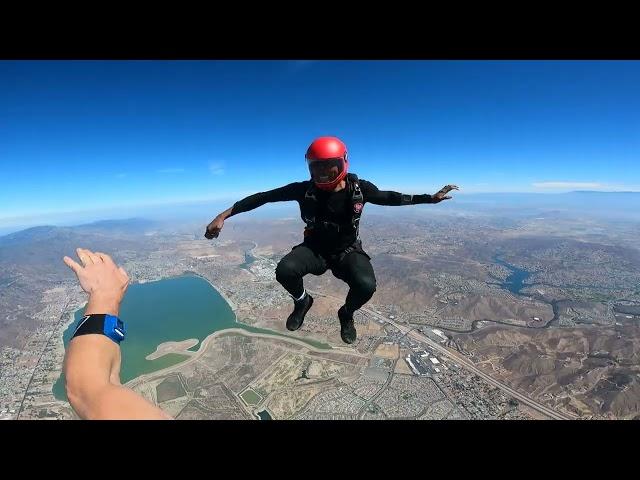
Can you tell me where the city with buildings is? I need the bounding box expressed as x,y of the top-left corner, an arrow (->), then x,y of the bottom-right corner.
1,209 -> 639,420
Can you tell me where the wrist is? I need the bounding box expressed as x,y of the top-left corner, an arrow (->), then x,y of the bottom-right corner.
85,293 -> 122,317
72,313 -> 126,345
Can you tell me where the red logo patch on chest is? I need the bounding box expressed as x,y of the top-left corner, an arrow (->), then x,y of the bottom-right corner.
353,202 -> 363,213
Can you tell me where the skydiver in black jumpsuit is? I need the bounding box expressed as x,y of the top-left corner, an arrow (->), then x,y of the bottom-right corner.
206,137 -> 457,344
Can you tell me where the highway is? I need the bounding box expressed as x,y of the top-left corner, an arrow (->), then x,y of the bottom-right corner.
359,305 -> 576,420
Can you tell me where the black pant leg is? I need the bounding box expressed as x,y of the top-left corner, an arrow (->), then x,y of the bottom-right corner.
332,250 -> 377,314
275,243 -> 328,299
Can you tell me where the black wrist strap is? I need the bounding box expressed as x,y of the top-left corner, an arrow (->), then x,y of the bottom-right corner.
73,314 -> 107,337
71,314 -> 126,344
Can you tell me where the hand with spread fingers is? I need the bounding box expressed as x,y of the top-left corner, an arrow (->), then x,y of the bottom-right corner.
431,184 -> 459,203
63,248 -> 129,317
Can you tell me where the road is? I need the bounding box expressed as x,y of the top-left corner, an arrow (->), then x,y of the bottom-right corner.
16,299 -> 71,420
309,288 -> 574,419
362,306 -> 575,420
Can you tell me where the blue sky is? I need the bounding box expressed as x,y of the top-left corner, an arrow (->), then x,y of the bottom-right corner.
2,60 -> 639,228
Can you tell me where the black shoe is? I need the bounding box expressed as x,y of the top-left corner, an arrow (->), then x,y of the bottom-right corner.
338,306 -> 357,344
286,294 -> 314,331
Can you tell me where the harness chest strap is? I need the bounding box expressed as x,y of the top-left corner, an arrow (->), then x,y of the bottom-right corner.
302,173 -> 364,236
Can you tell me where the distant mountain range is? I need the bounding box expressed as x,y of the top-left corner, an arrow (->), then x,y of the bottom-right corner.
0,217 -> 167,287
0,218 -> 159,244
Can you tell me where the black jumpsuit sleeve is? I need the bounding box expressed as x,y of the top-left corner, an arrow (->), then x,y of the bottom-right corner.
229,182 -> 306,217
359,179 -> 435,206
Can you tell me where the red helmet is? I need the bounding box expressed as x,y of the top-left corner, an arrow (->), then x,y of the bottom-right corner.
305,136 -> 349,191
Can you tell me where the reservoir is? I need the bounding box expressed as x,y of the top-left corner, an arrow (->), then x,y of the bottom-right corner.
53,274 -> 330,401
493,256 -> 532,295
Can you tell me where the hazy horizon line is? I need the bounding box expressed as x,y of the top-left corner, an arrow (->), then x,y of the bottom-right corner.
2,189 -> 639,236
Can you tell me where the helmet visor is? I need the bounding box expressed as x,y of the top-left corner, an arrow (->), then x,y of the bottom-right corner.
307,158 -> 345,184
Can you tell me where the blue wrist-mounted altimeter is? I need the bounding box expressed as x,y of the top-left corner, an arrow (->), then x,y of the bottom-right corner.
71,314 -> 126,344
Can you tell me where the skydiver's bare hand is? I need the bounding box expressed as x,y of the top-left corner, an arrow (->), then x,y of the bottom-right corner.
432,184 -> 459,203
63,248 -> 129,316
205,216 -> 225,239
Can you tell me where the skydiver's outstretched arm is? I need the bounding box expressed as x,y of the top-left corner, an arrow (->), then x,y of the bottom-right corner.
62,248 -> 172,420
205,182 -> 306,239
361,180 -> 458,206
